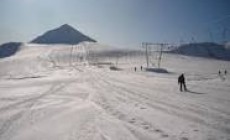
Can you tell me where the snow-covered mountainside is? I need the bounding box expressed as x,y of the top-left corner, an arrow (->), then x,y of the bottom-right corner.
0,24 -> 96,59
0,42 -> 22,58
0,43 -> 230,140
31,24 -> 96,44
171,42 -> 230,60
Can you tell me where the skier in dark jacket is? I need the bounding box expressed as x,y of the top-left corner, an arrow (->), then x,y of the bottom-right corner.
178,74 -> 187,92
219,70 -> 221,75
224,70 -> 227,75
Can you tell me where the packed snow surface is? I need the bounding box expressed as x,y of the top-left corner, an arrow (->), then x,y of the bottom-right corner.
0,43 -> 230,140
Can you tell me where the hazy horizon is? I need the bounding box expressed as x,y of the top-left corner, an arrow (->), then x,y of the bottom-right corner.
1,0 -> 230,47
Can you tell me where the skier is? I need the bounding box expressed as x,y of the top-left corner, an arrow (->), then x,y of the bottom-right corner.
218,70 -> 226,81
178,73 -> 187,92
218,70 -> 221,75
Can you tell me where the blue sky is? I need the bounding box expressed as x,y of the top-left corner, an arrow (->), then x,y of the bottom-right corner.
0,0 -> 230,47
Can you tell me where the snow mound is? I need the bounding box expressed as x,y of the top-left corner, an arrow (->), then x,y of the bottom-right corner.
31,24 -> 96,45
0,42 -> 22,58
145,68 -> 170,73
172,42 -> 230,60
110,66 -> 122,71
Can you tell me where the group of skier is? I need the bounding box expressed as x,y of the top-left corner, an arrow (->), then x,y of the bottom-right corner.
218,70 -> 227,75
218,69 -> 228,81
133,66 -> 227,92
134,66 -> 143,72
178,69 -> 228,92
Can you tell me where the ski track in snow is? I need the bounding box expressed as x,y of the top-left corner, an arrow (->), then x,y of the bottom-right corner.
88,68 -> 230,139
0,44 -> 230,140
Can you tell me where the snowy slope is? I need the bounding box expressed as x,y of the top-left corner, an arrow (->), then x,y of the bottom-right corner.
0,43 -> 230,140
0,24 -> 96,59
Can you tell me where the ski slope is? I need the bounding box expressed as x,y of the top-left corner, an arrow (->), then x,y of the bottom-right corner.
0,43 -> 230,140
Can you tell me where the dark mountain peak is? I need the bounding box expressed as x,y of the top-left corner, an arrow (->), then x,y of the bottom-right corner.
31,24 -> 96,45
58,24 -> 77,32
60,24 -> 73,29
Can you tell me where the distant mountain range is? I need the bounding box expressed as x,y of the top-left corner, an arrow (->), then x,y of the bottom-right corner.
0,24 -> 230,61
31,24 -> 96,44
171,42 -> 230,60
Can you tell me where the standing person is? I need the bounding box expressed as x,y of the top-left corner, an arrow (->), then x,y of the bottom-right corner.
134,67 -> 137,72
224,70 -> 227,75
141,66 -> 143,71
178,73 -> 187,92
219,70 -> 221,75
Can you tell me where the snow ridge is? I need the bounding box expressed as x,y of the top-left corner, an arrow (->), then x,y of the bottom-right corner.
172,42 -> 230,60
